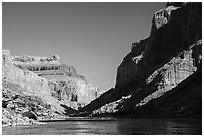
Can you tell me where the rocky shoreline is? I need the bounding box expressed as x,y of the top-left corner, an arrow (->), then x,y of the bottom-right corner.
2,79 -> 66,127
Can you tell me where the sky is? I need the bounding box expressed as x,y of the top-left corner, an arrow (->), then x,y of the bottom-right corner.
2,2 -> 165,91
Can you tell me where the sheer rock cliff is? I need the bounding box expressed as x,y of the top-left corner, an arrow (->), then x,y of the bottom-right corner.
79,2 -> 202,118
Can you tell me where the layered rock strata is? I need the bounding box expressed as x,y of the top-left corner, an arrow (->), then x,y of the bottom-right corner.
79,2 -> 202,118
4,52 -> 100,110
2,50 -> 100,126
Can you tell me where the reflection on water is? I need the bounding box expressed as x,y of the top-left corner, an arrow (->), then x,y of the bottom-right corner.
116,119 -> 201,135
2,118 -> 202,135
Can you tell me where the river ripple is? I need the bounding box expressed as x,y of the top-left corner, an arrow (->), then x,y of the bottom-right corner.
2,118 -> 202,135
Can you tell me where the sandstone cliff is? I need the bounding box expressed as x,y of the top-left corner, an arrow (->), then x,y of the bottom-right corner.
48,76 -> 100,110
79,2 -> 202,118
5,51 -> 100,110
2,50 -> 64,112
2,50 -> 100,126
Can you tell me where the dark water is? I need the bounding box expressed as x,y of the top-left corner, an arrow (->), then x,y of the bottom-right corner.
2,118 -> 202,135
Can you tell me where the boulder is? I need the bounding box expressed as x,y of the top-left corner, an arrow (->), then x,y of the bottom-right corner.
22,111 -> 37,120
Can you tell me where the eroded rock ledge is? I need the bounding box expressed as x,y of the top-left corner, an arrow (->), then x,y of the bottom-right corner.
2,50 -> 101,126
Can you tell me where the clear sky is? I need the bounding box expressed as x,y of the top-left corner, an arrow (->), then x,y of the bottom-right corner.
2,2 -> 165,91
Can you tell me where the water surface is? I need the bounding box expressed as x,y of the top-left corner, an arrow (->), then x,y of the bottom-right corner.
2,118 -> 201,135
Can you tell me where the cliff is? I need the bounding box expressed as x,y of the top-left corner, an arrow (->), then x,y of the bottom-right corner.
2,50 -> 63,111
2,50 -> 100,126
48,76 -> 100,110
79,2 -> 202,118
125,62 -> 202,118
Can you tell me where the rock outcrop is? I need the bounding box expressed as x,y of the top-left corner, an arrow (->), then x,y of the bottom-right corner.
79,2 -> 202,118
3,51 -> 101,110
127,62 -> 202,118
2,80 -> 65,126
2,50 -> 101,126
48,77 -> 100,110
2,50 -> 64,112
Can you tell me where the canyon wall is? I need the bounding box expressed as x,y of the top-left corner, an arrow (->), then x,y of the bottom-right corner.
3,51 -> 50,97
11,55 -> 97,108
2,50 -> 65,113
116,2 -> 201,89
79,2 -> 202,118
2,50 -> 101,126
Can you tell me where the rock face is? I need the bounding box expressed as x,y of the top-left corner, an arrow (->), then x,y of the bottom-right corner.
2,80 -> 65,126
128,62 -> 202,118
2,50 -> 100,126
79,2 -> 202,118
116,2 -> 201,89
4,52 -> 100,110
3,50 -> 51,96
48,77 -> 100,110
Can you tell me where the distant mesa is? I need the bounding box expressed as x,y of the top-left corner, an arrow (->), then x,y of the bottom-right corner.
13,54 -> 78,78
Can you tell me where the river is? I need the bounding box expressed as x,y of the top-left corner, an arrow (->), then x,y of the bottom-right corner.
2,118 -> 202,135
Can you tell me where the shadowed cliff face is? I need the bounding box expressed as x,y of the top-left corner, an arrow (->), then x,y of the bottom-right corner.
116,2 -> 202,88
127,62 -> 202,118
79,2 -> 202,118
